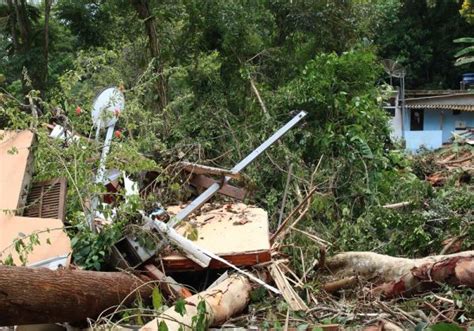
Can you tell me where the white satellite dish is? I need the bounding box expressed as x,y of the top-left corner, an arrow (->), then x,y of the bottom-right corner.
91,87 -> 125,128
382,59 -> 406,79
88,86 -> 125,232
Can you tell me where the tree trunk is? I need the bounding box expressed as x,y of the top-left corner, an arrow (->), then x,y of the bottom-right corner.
8,0 -> 39,93
6,0 -> 19,52
325,251 -> 474,297
43,0 -> 52,88
129,0 -> 167,110
140,274 -> 251,331
374,255 -> 474,298
13,0 -> 31,50
129,0 -> 159,59
0,266 -> 153,326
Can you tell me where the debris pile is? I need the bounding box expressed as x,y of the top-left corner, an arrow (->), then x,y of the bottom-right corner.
423,146 -> 473,186
1,88 -> 473,330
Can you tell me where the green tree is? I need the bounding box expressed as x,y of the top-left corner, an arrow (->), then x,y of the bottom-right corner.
376,0 -> 474,88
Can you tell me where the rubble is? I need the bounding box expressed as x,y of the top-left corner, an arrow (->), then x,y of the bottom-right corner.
0,97 -> 305,327
422,145 -> 473,186
1,90 -> 472,330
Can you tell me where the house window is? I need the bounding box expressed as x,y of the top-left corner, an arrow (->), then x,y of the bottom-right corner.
453,109 -> 461,115
410,109 -> 424,131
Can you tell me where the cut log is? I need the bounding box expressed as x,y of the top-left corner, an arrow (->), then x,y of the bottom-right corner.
325,251 -> 474,297
0,265 -> 153,326
140,274 -> 251,331
326,251 -> 474,281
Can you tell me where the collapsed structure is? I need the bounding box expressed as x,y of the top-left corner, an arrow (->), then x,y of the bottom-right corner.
0,88 -> 472,330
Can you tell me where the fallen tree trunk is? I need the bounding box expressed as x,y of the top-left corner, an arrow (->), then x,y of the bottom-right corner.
0,265 -> 153,326
140,274 -> 251,331
374,255 -> 474,298
325,251 -> 474,297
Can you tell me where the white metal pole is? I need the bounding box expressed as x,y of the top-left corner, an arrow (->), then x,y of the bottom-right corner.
87,125 -> 115,232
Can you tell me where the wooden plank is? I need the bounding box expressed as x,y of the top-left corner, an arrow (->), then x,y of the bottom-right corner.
190,174 -> 247,200
162,203 -> 271,271
180,161 -> 240,179
161,251 -> 271,271
269,262 -> 308,312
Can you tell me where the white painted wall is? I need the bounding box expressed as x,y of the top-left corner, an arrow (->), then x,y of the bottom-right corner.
389,106 -> 403,139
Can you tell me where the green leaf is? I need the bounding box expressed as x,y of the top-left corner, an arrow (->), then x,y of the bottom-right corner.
453,37 -> 474,43
158,321 -> 168,331
152,287 -> 163,311
185,226 -> 199,241
454,45 -> 474,58
3,254 -> 14,266
174,298 -> 186,317
428,322 -> 464,331
454,56 -> 474,66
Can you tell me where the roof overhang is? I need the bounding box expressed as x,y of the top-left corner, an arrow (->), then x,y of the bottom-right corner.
405,93 -> 474,112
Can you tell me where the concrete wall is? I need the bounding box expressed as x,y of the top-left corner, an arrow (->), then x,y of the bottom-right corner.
440,110 -> 474,142
402,109 -> 474,146
388,106 -> 403,139
404,130 -> 443,152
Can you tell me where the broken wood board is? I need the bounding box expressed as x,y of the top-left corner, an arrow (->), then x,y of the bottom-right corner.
161,203 -> 271,271
0,130 -> 35,213
190,174 -> 247,200
0,215 -> 71,267
269,261 -> 308,312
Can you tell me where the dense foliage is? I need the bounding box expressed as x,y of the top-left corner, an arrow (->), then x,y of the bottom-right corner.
0,2 -> 473,327
1,0 -> 472,265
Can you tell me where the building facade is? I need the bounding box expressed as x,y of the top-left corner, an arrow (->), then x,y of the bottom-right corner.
388,91 -> 474,151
